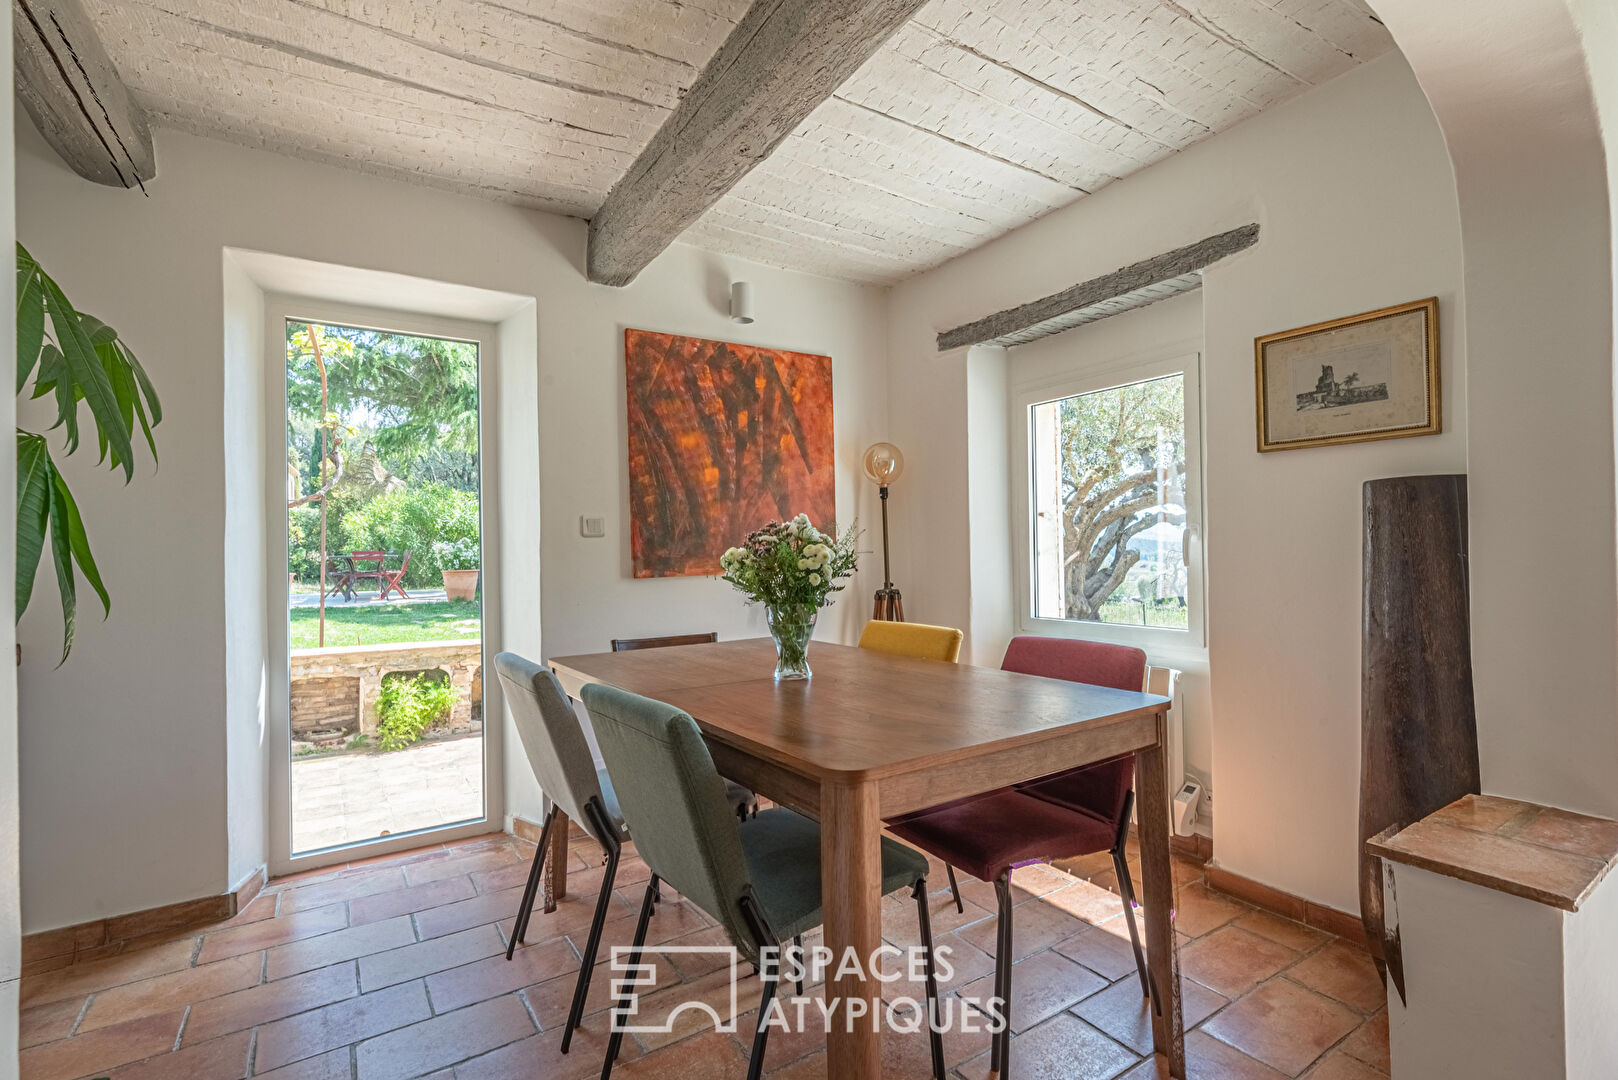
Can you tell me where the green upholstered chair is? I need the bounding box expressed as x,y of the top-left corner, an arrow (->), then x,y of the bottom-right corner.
583,683 -> 946,1080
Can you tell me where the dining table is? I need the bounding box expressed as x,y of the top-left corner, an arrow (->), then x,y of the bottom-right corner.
547,637 -> 1184,1079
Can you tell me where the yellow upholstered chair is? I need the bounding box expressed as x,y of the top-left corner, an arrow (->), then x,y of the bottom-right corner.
857,620 -> 963,663
858,619 -> 967,909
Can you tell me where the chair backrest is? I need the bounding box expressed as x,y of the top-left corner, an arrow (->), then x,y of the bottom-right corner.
1000,636 -> 1146,692
1002,636 -> 1147,825
857,621 -> 963,662
610,632 -> 718,652
351,550 -> 386,559
494,652 -> 608,841
394,549 -> 411,574
582,683 -> 758,956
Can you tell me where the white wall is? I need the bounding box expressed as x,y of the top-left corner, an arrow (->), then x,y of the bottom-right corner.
1369,0 -> 1618,820
221,254 -> 268,890
887,53 -> 1467,912
15,121 -> 890,932
1386,867 -> 1568,1079
0,8 -> 20,1073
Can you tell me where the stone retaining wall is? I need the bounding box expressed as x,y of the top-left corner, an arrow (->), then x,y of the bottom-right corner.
289,639 -> 482,738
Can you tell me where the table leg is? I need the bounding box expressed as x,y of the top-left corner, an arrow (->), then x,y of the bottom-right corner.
821,779 -> 883,1078
1136,709 -> 1186,1078
542,810 -> 570,914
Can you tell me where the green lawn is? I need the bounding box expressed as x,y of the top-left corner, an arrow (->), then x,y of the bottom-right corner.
290,599 -> 482,649
1097,598 -> 1189,629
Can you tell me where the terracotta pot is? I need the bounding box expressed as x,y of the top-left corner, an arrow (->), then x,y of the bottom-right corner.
442,568 -> 480,601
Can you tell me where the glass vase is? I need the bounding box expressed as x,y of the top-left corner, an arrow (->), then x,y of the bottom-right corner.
767,604 -> 817,681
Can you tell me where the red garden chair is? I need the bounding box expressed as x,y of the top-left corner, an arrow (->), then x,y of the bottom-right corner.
377,550 -> 412,601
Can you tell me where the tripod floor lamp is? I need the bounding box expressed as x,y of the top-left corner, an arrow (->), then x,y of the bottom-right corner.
862,442 -> 905,621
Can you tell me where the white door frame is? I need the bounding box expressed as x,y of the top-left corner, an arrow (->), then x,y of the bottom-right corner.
263,296 -> 505,877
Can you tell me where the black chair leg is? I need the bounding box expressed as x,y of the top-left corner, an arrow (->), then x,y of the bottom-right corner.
945,864 -> 965,914
601,877 -> 659,1080
563,801 -> 621,1053
992,873 -> 1014,1078
507,807 -> 554,960
735,894 -> 783,1080
793,934 -> 804,997
1112,847 -> 1151,999
745,971 -> 779,1080
913,878 -> 946,1080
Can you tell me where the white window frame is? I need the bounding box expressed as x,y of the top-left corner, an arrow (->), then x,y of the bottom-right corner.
264,297 -> 505,876
1010,345 -> 1207,662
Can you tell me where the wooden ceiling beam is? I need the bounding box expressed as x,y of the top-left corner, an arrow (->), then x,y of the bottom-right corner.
936,224 -> 1261,350
14,0 -> 155,189
586,0 -> 931,287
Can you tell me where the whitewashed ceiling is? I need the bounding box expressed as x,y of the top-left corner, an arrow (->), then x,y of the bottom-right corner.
82,0 -> 1392,283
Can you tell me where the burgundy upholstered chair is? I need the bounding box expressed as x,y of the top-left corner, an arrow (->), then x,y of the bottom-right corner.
885,636 -> 1150,1078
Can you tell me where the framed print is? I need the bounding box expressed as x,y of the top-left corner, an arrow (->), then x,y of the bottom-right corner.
1255,297 -> 1439,452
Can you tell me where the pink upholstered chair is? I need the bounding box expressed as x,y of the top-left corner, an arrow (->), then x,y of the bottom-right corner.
885,636 -> 1150,1078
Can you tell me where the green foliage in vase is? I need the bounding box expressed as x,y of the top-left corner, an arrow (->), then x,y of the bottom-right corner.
375,672 -> 456,751
718,514 -> 858,614
16,243 -> 163,663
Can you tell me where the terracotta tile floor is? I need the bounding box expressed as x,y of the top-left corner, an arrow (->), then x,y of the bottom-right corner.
17,831 -> 1390,1080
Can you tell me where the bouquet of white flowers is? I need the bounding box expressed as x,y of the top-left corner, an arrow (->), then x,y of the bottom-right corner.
718,514 -> 858,679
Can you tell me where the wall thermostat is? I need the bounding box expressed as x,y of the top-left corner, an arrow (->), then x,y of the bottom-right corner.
1172,779 -> 1203,837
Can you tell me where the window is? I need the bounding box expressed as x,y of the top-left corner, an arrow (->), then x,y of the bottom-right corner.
1016,353 -> 1204,651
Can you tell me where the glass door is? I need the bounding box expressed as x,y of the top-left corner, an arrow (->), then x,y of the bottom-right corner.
283,319 -> 484,855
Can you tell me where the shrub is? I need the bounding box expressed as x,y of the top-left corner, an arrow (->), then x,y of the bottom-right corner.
375,672 -> 456,751
288,505 -> 333,582
343,483 -> 479,588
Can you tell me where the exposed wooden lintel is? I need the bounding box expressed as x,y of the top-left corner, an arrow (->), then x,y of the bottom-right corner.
14,0 -> 155,189
586,0 -> 931,287
936,223 -> 1261,350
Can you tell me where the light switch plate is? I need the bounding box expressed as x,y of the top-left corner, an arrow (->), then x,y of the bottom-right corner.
580,515 -> 606,538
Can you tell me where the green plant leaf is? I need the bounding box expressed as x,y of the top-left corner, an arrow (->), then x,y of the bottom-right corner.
41,275 -> 133,480
78,314 -> 119,347
115,344 -> 159,461
46,465 -> 77,664
100,340 -> 138,446
129,350 -> 162,425
16,246 -> 43,394
54,468 -> 108,619
31,342 -> 63,398
15,432 -> 52,619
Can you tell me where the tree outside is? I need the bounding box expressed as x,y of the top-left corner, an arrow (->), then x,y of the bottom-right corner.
285,322 -> 482,600
1037,374 -> 1187,626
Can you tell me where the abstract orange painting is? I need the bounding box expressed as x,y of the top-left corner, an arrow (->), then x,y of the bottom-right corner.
625,329 -> 835,578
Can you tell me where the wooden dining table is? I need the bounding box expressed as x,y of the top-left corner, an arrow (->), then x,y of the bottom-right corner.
548,637 -> 1185,1079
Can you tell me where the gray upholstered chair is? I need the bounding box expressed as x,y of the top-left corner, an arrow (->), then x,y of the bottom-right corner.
582,683 -> 946,1080
494,652 -> 627,1053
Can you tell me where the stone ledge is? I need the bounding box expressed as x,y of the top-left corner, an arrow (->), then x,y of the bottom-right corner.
290,637 -> 482,659
1367,794 -> 1618,912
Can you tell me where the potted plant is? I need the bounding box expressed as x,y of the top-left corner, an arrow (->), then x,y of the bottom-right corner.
432,538 -> 481,601
719,514 -> 858,680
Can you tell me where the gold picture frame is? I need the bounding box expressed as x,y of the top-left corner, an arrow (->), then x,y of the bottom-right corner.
1255,297 -> 1440,453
